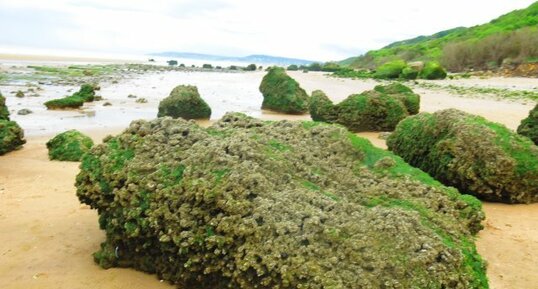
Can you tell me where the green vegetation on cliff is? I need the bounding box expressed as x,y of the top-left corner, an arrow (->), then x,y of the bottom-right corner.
344,2 -> 538,72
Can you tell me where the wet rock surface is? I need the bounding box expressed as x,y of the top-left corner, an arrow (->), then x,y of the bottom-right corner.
388,108 -> 538,204
76,113 -> 487,289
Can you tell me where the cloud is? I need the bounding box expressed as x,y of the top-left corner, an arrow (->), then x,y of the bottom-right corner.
0,0 -> 536,60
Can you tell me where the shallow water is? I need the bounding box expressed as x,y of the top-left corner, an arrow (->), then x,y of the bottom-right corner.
5,71 -> 282,136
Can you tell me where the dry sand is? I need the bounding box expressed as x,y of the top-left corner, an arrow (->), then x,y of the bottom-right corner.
1,70 -> 537,289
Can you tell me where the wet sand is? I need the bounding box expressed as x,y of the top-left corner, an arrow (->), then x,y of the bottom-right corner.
1,70 -> 538,289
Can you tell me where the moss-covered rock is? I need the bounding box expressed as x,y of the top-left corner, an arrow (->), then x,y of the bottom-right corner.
373,60 -> 407,79
0,91 -> 10,120
517,103 -> 538,145
157,85 -> 211,120
400,66 -> 419,80
44,84 -> 96,109
76,113 -> 487,289
309,84 -> 420,132
374,83 -> 421,115
47,130 -> 94,161
0,120 -> 26,155
309,90 -> 337,122
387,109 -> 538,203
419,62 -> 447,80
259,67 -> 309,114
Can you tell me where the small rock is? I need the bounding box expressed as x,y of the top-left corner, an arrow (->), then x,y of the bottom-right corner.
128,94 -> 137,98
17,109 -> 33,115
103,102 -> 112,106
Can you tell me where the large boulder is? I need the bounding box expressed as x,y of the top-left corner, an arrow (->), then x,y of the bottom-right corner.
373,83 -> 421,114
0,120 -> 26,155
517,103 -> 538,145
373,60 -> 407,79
76,113 -> 487,289
259,67 -> 309,114
419,62 -> 447,80
47,130 -> 94,161
44,84 -> 97,109
0,90 -> 26,155
157,85 -> 211,120
0,91 -> 9,120
309,84 -> 420,131
387,109 -> 538,203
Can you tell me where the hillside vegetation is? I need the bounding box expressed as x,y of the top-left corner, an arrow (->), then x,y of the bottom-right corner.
344,2 -> 538,72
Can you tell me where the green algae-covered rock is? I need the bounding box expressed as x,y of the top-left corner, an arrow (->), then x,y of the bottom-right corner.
76,113 -> 487,289
44,84 -> 96,109
157,85 -> 211,120
517,103 -> 538,145
47,130 -> 94,161
400,66 -> 419,80
259,67 -> 309,114
309,84 -> 420,132
419,62 -> 447,80
374,83 -> 421,115
0,91 -> 10,120
0,120 -> 26,155
309,90 -> 337,122
387,109 -> 538,204
373,60 -> 407,79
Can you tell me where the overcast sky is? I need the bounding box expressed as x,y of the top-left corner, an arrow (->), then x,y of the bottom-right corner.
0,0 -> 535,61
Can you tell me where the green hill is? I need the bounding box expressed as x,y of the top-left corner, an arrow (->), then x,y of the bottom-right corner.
345,1 -> 538,71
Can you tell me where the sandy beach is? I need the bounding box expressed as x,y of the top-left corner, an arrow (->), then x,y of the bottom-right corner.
1,64 -> 537,289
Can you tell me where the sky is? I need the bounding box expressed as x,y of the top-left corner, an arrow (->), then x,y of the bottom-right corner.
0,0 -> 535,61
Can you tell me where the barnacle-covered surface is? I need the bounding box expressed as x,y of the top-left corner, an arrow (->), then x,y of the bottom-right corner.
388,109 -> 538,204
76,113 -> 487,289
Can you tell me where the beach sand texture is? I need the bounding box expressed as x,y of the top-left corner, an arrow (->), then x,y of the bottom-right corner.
1,66 -> 537,289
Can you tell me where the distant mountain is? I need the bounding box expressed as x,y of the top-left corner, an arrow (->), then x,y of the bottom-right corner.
150,52 -> 315,65
343,1 -> 538,70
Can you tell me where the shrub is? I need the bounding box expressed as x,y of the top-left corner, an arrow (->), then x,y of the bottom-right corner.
387,109 -> 538,203
309,84 -> 420,131
321,62 -> 341,72
202,64 -> 213,69
374,60 -> 407,79
373,83 -> 420,114
307,62 -> 322,71
76,113 -> 487,289
47,130 -> 94,161
259,67 -> 309,114
0,120 -> 25,155
286,64 -> 298,71
419,62 -> 447,80
517,103 -> 538,145
157,85 -> 211,120
44,84 -> 96,109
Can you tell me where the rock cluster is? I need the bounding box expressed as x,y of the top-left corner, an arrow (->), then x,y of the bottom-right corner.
0,91 -> 25,155
309,83 -> 420,131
